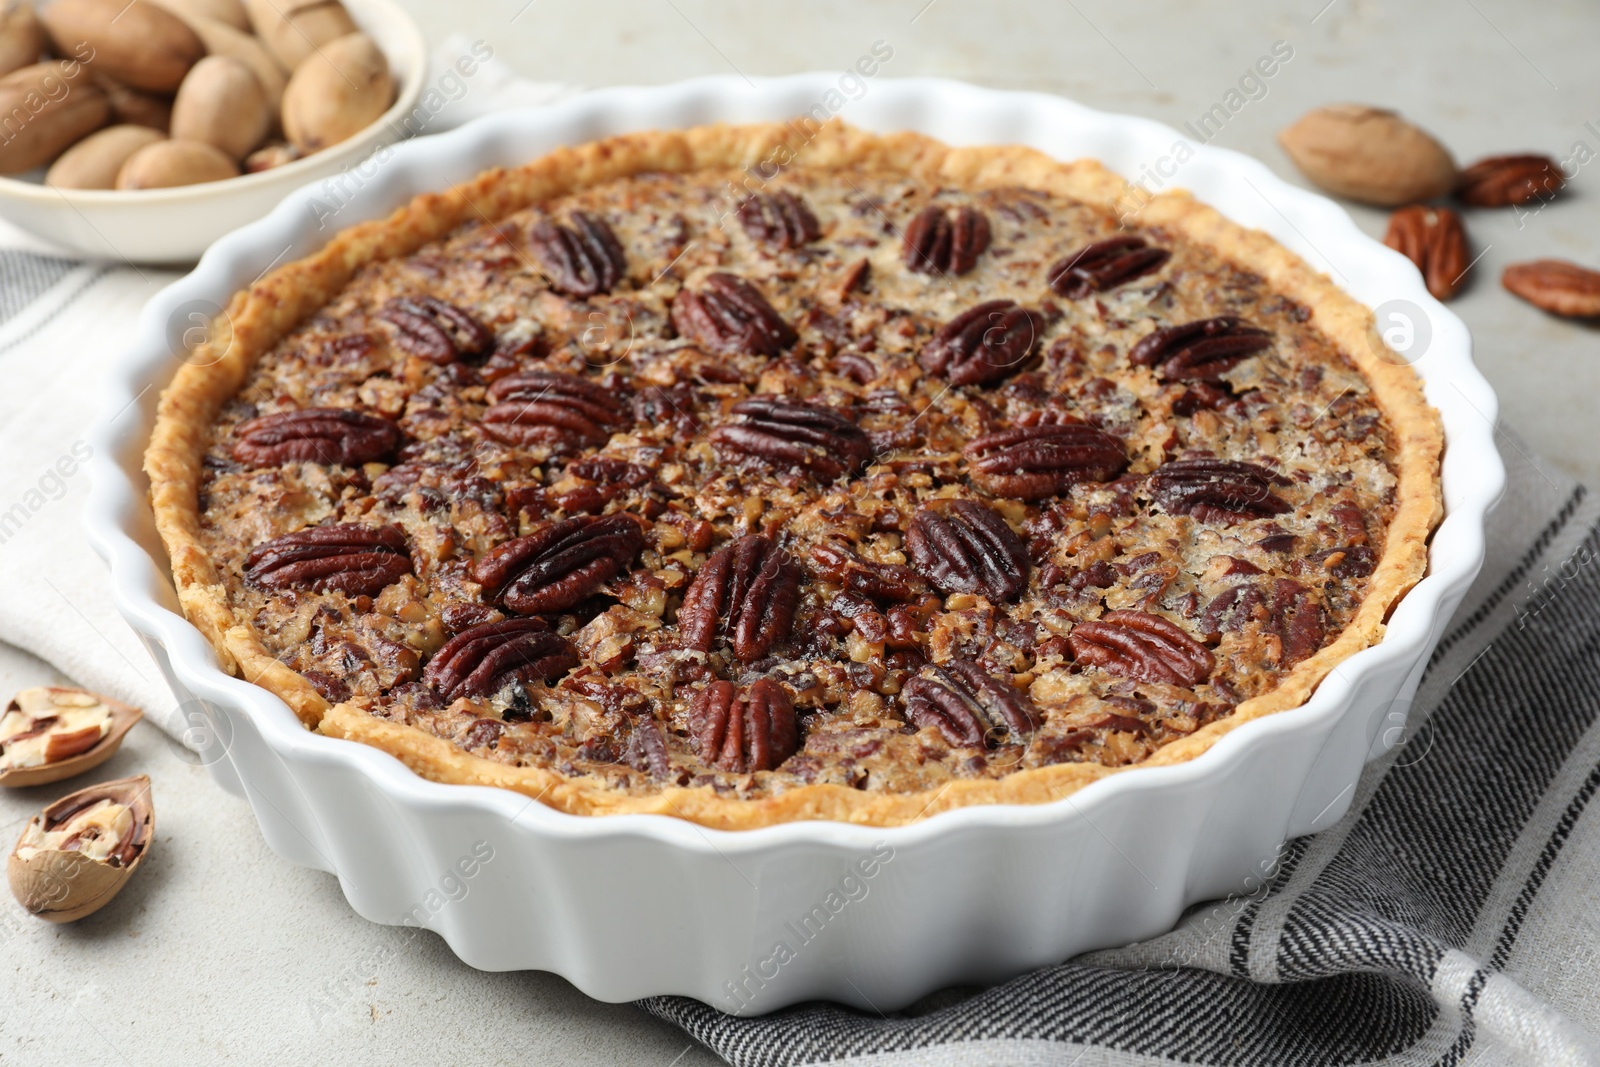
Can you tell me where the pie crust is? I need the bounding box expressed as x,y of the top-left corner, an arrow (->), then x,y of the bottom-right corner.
145,121 -> 1442,829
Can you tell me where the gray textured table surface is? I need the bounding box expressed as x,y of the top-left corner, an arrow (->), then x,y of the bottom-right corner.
3,2 -> 1596,1064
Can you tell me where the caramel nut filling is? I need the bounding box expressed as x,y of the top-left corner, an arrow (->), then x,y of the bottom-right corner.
195,164 -> 1401,800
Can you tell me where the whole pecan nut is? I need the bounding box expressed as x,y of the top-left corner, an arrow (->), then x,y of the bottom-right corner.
470,514 -> 645,615
231,407 -> 402,467
244,523 -> 412,597
738,190 -> 821,251
529,211 -> 627,297
906,500 -> 1030,603
481,370 -> 630,449
920,300 -> 1044,387
690,677 -> 798,773
1456,153 -> 1564,207
378,296 -> 492,363
1382,205 -> 1469,301
1149,458 -> 1291,523
670,273 -> 797,357
423,617 -> 580,700
1047,235 -> 1171,299
963,422 -> 1127,501
1128,316 -> 1272,382
1502,259 -> 1600,318
1068,610 -> 1214,687
678,533 -> 802,662
901,658 -> 1041,748
710,397 -> 873,482
903,204 -> 991,276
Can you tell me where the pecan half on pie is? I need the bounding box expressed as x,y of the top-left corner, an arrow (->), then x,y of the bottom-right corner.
146,123 -> 1441,829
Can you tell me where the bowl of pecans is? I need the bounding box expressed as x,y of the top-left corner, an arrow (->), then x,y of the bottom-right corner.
0,0 -> 425,263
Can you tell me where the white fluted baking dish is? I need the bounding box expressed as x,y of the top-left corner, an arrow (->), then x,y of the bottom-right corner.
84,75 -> 1501,1014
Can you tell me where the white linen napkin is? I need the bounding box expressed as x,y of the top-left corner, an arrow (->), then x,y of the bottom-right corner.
0,37 -> 571,734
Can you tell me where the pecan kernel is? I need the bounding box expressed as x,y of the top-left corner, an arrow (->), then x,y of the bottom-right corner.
678,534 -> 801,662
690,678 -> 798,773
244,524 -> 412,597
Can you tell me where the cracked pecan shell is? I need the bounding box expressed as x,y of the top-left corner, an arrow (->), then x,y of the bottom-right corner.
1047,235 -> 1170,299
690,678 -> 798,773
422,618 -> 580,700
231,407 -> 401,467
920,300 -> 1044,387
678,534 -> 802,662
1068,610 -> 1214,687
481,370 -> 630,449
738,190 -> 821,251
1128,316 -> 1272,382
529,211 -> 627,297
244,523 -> 412,597
901,658 -> 1041,748
671,273 -> 797,357
378,296 -> 492,364
1456,154 -> 1564,208
1383,205 -> 1469,302
710,397 -> 873,482
470,514 -> 645,615
1149,458 -> 1291,522
964,422 -> 1127,501
903,204 -> 991,276
906,500 -> 1029,603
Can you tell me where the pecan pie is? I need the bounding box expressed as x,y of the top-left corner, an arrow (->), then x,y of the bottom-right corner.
146,123 -> 1441,829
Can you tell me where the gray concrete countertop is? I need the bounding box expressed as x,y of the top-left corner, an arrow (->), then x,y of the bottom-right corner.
3,2 -> 1595,1064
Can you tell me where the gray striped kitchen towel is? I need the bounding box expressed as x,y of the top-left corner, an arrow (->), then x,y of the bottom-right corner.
643,438 -> 1600,1065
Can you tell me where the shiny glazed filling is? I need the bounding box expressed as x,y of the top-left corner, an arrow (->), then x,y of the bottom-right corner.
195,164 -> 1398,799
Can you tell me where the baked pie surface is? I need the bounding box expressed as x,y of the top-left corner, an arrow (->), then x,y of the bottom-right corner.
146,122 -> 1442,829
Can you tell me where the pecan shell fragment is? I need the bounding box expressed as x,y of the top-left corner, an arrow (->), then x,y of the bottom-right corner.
903,204 -> 991,276
1383,205 -> 1469,301
920,300 -> 1044,387
906,500 -> 1030,603
964,422 -> 1127,501
1502,259 -> 1600,318
1456,154 -> 1564,208
231,407 -> 402,467
471,514 -> 645,615
245,523 -> 412,597
738,190 -> 821,251
378,296 -> 492,364
671,273 -> 797,357
423,618 -> 580,700
1128,316 -> 1272,382
901,658 -> 1040,748
1068,610 -> 1214,687
1149,458 -> 1291,523
678,534 -> 802,662
529,211 -> 627,297
1047,235 -> 1170,298
690,678 -> 798,773
710,397 -> 873,482
481,370 -> 630,449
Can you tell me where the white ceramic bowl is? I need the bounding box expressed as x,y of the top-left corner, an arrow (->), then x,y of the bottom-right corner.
84,75 -> 1502,1014
0,0 -> 425,265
